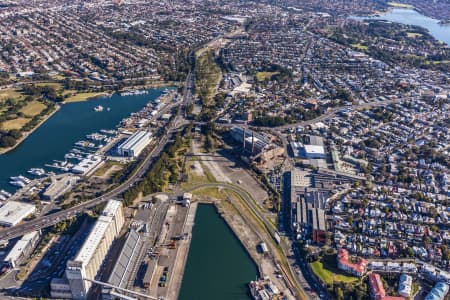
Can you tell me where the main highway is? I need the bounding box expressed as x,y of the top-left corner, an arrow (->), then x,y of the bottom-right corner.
0,73 -> 194,242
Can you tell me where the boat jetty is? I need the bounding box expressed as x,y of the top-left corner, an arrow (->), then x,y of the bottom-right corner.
119,89 -> 149,97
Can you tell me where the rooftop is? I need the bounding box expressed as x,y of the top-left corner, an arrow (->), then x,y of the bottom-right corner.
118,130 -> 152,151
0,201 -> 36,226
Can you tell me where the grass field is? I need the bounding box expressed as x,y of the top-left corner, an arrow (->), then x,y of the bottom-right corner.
352,43 -> 369,50
1,117 -> 30,130
310,256 -> 358,285
406,32 -> 423,38
195,51 -> 221,105
64,92 -> 108,103
50,74 -> 66,80
387,1 -> 414,8
93,161 -> 122,177
19,101 -> 47,117
256,71 -> 279,82
192,187 -> 244,203
35,82 -> 63,90
0,89 -> 24,102
426,60 -> 450,65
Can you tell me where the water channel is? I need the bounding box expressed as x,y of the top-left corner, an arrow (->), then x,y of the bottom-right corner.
0,88 -> 166,192
179,204 -> 258,300
351,8 -> 450,45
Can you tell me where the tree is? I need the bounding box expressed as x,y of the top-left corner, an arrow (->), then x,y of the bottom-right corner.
406,247 -> 414,258
0,135 -> 16,147
336,287 -> 344,300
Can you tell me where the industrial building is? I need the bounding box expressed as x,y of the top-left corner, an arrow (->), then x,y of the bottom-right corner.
249,278 -> 280,300
117,130 -> 153,157
230,126 -> 283,164
43,174 -> 80,201
0,201 -> 36,227
71,155 -> 104,176
3,231 -> 40,268
290,135 -> 326,159
102,230 -> 141,300
230,126 -> 270,155
51,278 -> 72,299
65,200 -> 124,300
287,170 -> 328,243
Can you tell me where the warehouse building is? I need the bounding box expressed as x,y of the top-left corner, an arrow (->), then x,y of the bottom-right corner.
0,201 -> 36,227
102,230 -> 141,300
71,155 -> 104,176
3,231 -> 40,268
290,135 -> 326,159
288,170 -> 328,243
117,130 -> 152,157
65,200 -> 124,300
43,174 -> 80,201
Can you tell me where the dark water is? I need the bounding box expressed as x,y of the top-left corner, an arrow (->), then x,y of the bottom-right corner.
0,88 -> 166,192
350,8 -> 450,45
179,204 -> 258,300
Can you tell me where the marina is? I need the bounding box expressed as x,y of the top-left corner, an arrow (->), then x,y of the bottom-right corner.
0,88 -> 172,193
119,90 -> 149,96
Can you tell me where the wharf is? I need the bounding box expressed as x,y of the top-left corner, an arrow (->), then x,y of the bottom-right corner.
145,203 -> 192,300
166,202 -> 198,300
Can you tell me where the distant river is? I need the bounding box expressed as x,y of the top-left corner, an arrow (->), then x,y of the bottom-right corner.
350,8 -> 450,45
0,88 -> 167,193
179,204 -> 258,300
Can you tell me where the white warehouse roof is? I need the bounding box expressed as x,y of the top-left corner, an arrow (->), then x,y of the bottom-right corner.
74,200 -> 122,267
74,217 -> 112,267
4,231 -> 39,265
0,201 -> 36,227
102,199 -> 122,217
303,144 -> 325,155
72,155 -> 103,175
118,130 -> 152,157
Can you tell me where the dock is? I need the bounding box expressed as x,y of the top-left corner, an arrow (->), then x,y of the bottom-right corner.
166,202 -> 197,300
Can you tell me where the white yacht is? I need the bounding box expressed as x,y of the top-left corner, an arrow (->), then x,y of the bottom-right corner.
94,105 -> 104,112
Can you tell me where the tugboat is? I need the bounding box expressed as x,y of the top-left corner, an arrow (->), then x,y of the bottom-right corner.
94,105 -> 104,112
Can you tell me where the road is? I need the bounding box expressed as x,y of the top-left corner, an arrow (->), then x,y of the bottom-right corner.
208,96 -> 408,133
